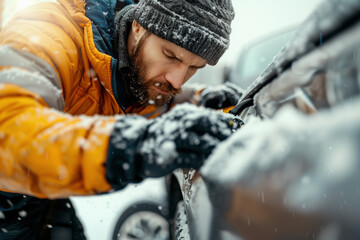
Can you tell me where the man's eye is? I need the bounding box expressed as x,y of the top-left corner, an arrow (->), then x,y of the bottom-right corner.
166,54 -> 176,59
163,50 -> 176,60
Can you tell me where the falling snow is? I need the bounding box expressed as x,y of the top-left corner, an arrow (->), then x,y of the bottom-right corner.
18,210 -> 27,218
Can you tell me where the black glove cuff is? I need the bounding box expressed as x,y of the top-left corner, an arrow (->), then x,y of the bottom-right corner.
105,117 -> 148,190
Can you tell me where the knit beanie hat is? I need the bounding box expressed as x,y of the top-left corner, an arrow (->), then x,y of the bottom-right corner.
133,0 -> 235,65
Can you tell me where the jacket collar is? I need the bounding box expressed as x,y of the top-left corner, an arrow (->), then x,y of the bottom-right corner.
57,0 -> 134,112
83,0 -> 134,112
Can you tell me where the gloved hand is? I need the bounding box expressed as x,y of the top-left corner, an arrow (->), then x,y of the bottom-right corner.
106,103 -> 241,189
198,82 -> 244,109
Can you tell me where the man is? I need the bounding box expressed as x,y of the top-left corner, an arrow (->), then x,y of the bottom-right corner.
0,0 -> 240,238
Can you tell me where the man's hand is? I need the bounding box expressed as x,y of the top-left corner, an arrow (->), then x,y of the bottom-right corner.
106,104 -> 239,189
198,82 -> 244,109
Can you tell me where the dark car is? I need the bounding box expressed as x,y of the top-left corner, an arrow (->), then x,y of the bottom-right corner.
166,0 -> 360,239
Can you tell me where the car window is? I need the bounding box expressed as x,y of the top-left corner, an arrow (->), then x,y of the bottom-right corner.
230,28 -> 297,89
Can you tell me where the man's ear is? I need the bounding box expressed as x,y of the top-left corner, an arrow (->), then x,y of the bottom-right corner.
131,20 -> 147,45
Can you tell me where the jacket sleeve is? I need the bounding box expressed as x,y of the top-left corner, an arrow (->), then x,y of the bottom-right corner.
0,82 -> 116,199
0,2 -> 117,198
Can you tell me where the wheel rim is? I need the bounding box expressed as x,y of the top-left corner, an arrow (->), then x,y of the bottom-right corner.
116,211 -> 169,240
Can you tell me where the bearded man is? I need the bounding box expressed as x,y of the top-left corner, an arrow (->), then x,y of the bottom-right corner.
0,0 -> 241,238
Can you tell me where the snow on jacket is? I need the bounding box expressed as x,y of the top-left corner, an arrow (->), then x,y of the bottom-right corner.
0,0 -> 160,199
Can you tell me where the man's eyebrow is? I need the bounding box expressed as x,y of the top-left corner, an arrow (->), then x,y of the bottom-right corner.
164,49 -> 206,69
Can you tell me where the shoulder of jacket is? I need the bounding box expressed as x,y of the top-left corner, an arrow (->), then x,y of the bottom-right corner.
56,0 -> 85,14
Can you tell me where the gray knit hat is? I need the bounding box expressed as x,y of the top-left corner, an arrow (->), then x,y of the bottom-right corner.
133,0 -> 235,65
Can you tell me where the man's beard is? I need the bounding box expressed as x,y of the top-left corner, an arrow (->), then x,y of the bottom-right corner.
127,34 -> 181,107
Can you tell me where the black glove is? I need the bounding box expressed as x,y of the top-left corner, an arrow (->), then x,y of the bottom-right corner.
106,104 -> 241,189
198,82 -> 244,109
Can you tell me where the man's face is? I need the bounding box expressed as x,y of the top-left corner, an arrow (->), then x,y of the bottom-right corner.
129,32 -> 207,107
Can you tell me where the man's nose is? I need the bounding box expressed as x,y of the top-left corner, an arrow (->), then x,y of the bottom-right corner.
165,65 -> 188,89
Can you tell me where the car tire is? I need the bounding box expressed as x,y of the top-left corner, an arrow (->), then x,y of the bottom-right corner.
112,202 -> 170,240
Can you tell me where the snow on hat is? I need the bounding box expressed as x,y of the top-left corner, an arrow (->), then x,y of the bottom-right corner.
133,0 -> 235,65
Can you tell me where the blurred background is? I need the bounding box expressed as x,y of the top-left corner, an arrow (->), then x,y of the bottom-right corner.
0,0 -> 325,239
190,0 -> 324,88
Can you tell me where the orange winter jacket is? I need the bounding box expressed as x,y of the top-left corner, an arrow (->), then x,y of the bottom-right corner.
0,0 -> 161,198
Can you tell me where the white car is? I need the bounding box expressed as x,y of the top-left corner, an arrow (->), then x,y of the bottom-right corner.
71,178 -> 169,240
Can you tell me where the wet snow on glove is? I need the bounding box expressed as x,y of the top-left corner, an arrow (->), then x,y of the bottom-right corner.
138,103 -> 237,177
198,82 -> 243,109
106,103 -> 238,188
